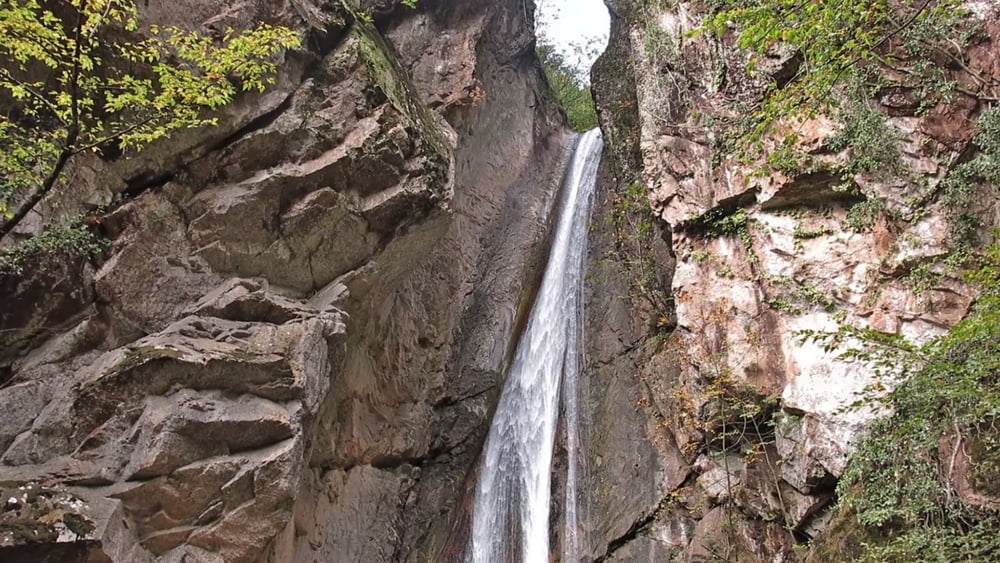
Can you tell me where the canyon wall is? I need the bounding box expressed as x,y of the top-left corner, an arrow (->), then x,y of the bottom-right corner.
582,0 -> 1000,560
4,0 -> 997,561
0,1 -> 572,561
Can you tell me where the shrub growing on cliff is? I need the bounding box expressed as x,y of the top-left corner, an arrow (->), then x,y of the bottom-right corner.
706,0 -> 998,267
606,181 -> 674,326
705,0 -> 974,143
0,0 -> 300,251
808,236 -> 1000,560
937,106 -> 1000,251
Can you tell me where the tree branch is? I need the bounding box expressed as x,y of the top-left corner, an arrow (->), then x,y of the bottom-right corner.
0,145 -> 75,240
71,114 -> 158,155
867,0 -> 934,53
873,53 -> 1000,102
0,69 -> 70,128
69,0 -> 87,138
0,1 -> 88,243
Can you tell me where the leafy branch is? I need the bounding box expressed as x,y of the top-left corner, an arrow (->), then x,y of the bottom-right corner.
0,0 -> 300,242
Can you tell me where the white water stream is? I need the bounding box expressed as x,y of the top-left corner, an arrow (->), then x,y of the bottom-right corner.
470,129 -> 603,563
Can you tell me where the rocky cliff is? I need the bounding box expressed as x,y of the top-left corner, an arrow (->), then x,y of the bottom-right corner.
3,0 -> 998,561
584,0 -> 1000,560
0,1 -> 572,561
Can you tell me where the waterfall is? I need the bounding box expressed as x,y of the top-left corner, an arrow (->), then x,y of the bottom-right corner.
470,129 -> 603,563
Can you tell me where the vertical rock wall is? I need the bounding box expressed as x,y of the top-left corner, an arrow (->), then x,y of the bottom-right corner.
585,0 -> 999,560
0,1 -> 570,561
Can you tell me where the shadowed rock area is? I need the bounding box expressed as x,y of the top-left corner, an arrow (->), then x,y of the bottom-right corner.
0,1 -> 570,561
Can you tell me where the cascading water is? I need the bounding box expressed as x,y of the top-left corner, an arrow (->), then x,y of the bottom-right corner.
470,129 -> 603,563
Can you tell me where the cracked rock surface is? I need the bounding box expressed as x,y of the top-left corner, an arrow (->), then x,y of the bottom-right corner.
584,0 -> 1000,561
0,1 -> 568,561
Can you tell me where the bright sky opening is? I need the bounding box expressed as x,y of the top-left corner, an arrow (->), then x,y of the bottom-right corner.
537,0 -> 610,75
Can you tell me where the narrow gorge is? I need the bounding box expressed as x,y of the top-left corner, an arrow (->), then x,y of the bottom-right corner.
1,0 -> 998,562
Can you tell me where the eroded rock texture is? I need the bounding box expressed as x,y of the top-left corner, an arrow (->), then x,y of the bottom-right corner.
0,1 -> 568,561
584,0 -> 1000,560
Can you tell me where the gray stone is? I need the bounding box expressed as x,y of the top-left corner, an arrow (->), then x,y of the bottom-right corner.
292,466 -> 411,563
122,390 -> 295,480
0,382 -> 51,453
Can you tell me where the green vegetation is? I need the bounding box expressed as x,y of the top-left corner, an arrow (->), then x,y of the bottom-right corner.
791,223 -> 834,240
688,206 -> 758,266
704,110 -> 758,167
533,0 -> 602,130
0,0 -> 299,264
536,42 -> 598,131
939,106 -> 1000,250
678,365 -> 779,455
672,344 -> 790,556
826,239 -> 1000,561
0,214 -> 105,275
763,275 -> 836,314
686,3 -> 1000,558
843,199 -> 884,233
702,0 -> 999,296
606,182 -> 672,326
826,82 -> 905,178
642,15 -> 676,68
705,0 -> 971,145
700,0 -> 996,202
689,207 -> 749,239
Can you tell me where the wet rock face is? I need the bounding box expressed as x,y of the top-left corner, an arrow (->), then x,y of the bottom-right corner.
587,0 -> 998,560
0,0 -> 567,561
